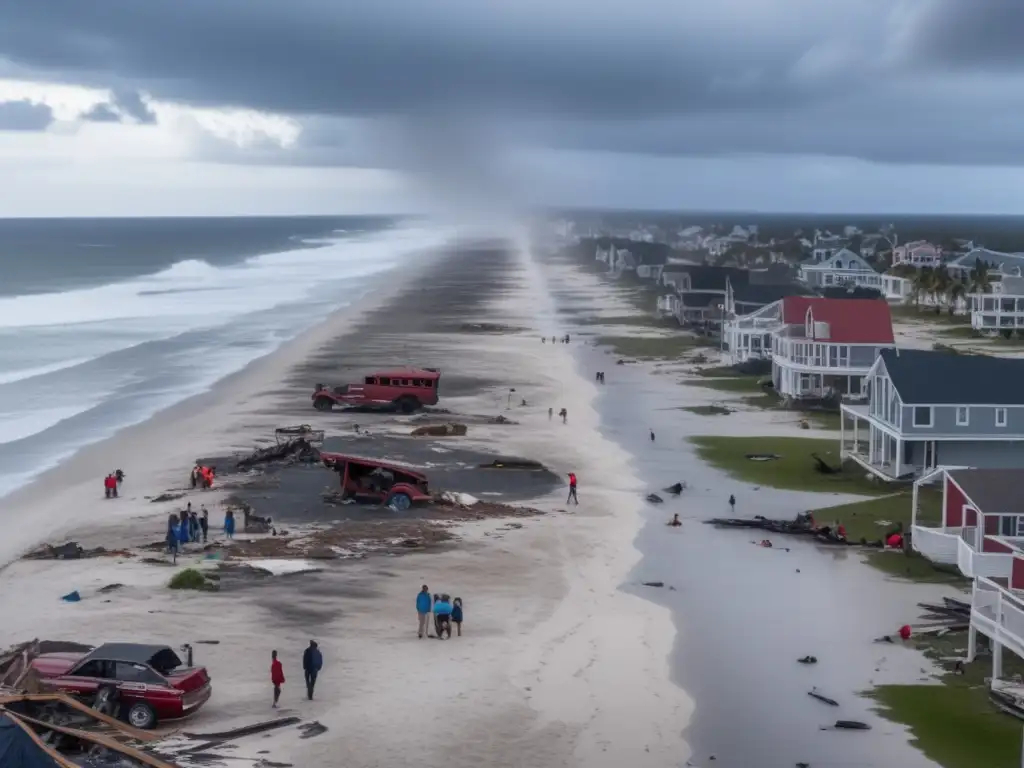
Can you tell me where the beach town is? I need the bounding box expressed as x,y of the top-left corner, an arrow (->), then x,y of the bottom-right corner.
4,220 -> 1024,768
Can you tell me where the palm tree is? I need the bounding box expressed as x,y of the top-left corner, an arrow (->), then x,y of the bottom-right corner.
911,267 -> 931,309
928,268 -> 951,314
946,277 -> 966,316
969,258 -> 991,294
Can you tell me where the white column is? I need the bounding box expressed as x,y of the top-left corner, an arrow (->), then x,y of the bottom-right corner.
869,425 -> 876,464
895,438 -> 902,478
853,418 -> 859,456
995,641 -> 1005,680
967,623 -> 977,662
912,479 -> 919,528
840,411 -> 846,455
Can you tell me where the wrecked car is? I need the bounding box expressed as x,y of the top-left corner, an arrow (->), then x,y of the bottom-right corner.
30,643 -> 211,729
312,367 -> 441,413
321,453 -> 432,511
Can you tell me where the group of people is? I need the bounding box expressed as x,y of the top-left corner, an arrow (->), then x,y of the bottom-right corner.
166,502 -> 210,558
270,640 -> 323,707
102,469 -> 125,498
190,463 -> 216,489
541,334 -> 571,344
594,371 -> 606,383
416,585 -> 464,639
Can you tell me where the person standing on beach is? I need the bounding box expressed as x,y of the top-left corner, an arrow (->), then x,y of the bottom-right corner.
567,472 -> 579,505
729,494 -> 736,511
200,506 -> 209,543
302,640 -> 323,700
548,407 -> 553,421
433,594 -> 453,639
650,429 -> 656,442
167,514 -> 180,563
452,597 -> 464,636
416,585 -> 433,638
270,650 -> 285,707
224,509 -> 236,539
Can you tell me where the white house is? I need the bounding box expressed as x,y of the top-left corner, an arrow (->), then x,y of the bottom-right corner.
882,274 -> 914,303
771,296 -> 895,400
892,240 -> 942,268
799,248 -> 883,290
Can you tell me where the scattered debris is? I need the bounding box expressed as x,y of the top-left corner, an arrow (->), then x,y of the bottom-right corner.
808,689 -> 839,706
298,721 -> 328,739
641,581 -> 665,588
745,453 -> 780,461
236,437 -> 320,470
150,492 -> 186,504
182,716 -> 300,741
98,583 -> 125,594
410,423 -> 468,437
662,482 -> 687,495
437,491 -> 479,507
829,720 -> 871,731
797,656 -> 818,665
23,542 -> 114,561
490,414 -> 518,425
60,591 -> 81,603
242,505 -> 276,534
239,560 -> 322,577
459,322 -> 521,333
478,458 -> 547,470
811,453 -> 841,475
645,493 -> 664,504
274,425 -> 324,444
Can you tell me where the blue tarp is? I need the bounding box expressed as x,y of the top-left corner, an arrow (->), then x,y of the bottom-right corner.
0,714 -> 59,767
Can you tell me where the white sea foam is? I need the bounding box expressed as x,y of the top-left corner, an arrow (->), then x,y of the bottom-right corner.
0,222 -> 451,498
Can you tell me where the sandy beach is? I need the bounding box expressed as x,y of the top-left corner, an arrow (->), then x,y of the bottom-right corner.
0,237 -> 689,767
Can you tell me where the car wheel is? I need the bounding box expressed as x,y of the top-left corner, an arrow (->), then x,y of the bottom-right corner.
313,396 -> 333,411
396,396 -> 420,414
127,701 -> 158,730
388,492 -> 412,511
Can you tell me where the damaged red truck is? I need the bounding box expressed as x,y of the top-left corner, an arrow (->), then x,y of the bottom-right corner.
321,452 -> 432,511
312,368 -> 441,413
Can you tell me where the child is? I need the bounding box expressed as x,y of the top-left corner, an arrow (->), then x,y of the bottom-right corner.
270,650 -> 285,707
452,597 -> 464,637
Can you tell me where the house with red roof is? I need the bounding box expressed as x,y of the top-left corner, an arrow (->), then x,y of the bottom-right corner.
770,296 -> 895,400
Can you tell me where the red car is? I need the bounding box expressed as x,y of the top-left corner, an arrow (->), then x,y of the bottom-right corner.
321,452 -> 432,510
312,367 -> 441,413
30,642 -> 212,729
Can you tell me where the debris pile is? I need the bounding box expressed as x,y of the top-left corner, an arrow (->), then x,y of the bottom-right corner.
23,542 -> 128,561
410,423 -> 469,437
235,436 -> 320,470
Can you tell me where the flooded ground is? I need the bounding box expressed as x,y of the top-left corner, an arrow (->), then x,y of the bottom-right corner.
571,340 -> 952,768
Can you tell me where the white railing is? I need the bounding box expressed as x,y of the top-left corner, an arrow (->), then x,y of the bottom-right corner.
958,537 -> 1013,579
973,579 -> 1024,660
912,526 -> 960,565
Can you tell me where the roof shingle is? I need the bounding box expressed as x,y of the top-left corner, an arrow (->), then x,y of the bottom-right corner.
946,469 -> 1024,514
781,297 -> 894,344
879,348 -> 1024,405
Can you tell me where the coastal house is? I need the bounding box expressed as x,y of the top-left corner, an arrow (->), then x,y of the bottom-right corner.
881,273 -> 914,303
970,269 -> 1024,333
908,467 -> 1024,678
891,240 -> 942,268
799,248 -> 884,291
723,299 -> 785,364
725,280 -> 811,318
811,233 -> 849,262
771,296 -> 894,400
948,248 -> 1024,278
840,349 -> 1024,481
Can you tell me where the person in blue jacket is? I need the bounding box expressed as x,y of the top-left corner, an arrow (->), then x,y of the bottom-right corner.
433,594 -> 453,639
224,509 -> 236,539
178,513 -> 191,546
416,585 -> 432,638
302,640 -> 323,700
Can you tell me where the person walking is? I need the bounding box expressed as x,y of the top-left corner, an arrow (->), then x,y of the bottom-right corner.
302,641 -> 323,700
416,585 -> 433,638
452,597 -> 464,637
567,472 -> 579,505
270,650 -> 285,708
224,509 -> 236,539
166,514 -> 180,564
200,506 -> 209,543
729,494 -> 736,512
650,429 -> 656,442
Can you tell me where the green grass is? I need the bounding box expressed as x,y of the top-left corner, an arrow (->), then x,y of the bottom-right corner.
689,436 -> 887,494
168,567 -> 216,591
680,404 -> 733,416
693,364 -> 751,378
594,334 -> 712,359
938,325 -> 980,339
806,490 -> 941,543
869,685 -> 1020,768
864,550 -> 967,582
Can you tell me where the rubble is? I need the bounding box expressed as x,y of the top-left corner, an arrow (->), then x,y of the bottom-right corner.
150,492 -> 186,504
235,437 -> 320,470
410,423 -> 468,437
23,542 -> 124,561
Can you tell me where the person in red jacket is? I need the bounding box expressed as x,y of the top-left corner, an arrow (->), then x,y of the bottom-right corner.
567,472 -> 578,505
103,474 -> 118,499
270,650 -> 285,707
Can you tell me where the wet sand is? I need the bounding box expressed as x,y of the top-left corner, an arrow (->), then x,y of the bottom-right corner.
544,260 -> 951,768
0,237 -> 688,768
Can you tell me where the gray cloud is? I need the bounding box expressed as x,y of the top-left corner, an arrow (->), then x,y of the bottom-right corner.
0,99 -> 53,131
2,0 -> 1024,170
80,90 -> 157,124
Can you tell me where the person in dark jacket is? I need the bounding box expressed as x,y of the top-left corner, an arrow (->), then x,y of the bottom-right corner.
270,650 -> 285,707
199,506 -> 209,543
452,597 -> 464,637
302,640 -> 323,700
416,585 -> 432,638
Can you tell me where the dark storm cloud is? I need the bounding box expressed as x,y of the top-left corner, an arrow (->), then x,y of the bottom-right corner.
0,99 -> 53,131
81,102 -> 120,123
902,0 -> 1024,70
2,0 -> 1023,166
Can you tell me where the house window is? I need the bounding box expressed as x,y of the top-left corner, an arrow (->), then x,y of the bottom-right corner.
956,406 -> 969,426
912,406 -> 933,427
996,408 -> 1008,427
1000,516 -> 1019,537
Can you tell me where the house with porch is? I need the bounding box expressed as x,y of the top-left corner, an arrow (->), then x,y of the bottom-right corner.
909,468 -> 1024,679
970,269 -> 1024,333
840,348 -> 1024,481
771,296 -> 894,400
892,240 -> 942,268
799,248 -> 884,291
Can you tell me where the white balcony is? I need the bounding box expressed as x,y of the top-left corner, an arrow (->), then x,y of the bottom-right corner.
971,579 -> 1024,667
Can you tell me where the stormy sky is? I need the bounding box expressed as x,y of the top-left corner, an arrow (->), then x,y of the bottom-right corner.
0,0 -> 1022,216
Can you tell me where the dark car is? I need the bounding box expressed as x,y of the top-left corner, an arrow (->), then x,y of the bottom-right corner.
30,642 -> 212,729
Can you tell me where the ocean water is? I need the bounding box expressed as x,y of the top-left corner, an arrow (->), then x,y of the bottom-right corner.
0,216 -> 447,498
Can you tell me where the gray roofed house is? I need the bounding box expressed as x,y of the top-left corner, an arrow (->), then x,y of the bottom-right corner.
840,348 -> 1024,481
948,248 -> 1024,275
944,468 -> 1024,516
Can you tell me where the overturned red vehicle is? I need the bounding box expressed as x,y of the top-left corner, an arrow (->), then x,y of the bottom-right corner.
321,452 -> 432,511
312,368 -> 441,413
30,643 -> 212,729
